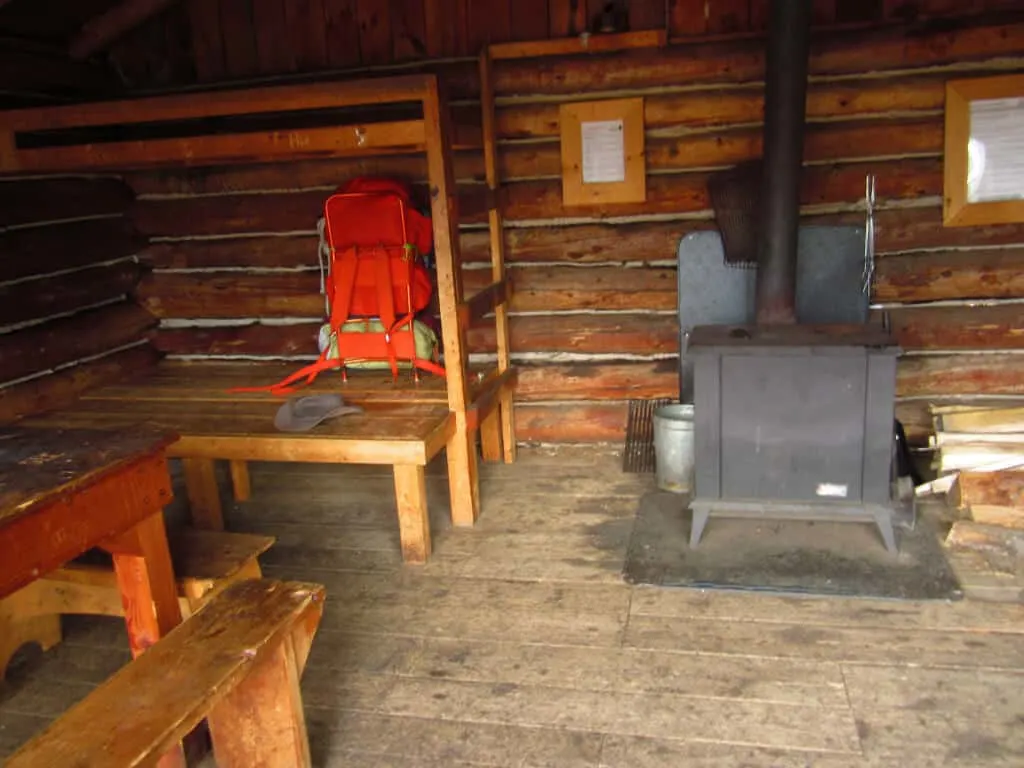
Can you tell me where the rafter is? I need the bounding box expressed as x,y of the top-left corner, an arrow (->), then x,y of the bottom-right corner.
69,0 -> 179,60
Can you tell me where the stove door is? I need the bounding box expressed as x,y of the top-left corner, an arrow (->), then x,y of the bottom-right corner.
719,353 -> 867,503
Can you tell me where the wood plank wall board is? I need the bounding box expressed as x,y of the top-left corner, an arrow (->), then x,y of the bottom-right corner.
186,0 -> 227,81
253,0 -> 297,72
220,0 -> 261,77
548,0 -> 588,38
511,0 -> 551,41
356,0 -> 394,65
391,0 -> 428,60
323,0 -> 362,68
117,0 -> 1023,85
114,15 -> 1024,446
629,0 -> 668,31
424,0 -> 468,58
669,0 -> 707,36
286,0 -> 330,71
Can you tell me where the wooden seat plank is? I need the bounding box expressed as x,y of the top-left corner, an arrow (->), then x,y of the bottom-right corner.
7,579 -> 325,768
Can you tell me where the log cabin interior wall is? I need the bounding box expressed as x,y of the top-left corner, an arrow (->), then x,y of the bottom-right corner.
0,178 -> 156,421
2,0 -> 1024,443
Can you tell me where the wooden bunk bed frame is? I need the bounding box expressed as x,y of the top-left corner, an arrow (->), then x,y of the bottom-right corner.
0,69 -> 515,564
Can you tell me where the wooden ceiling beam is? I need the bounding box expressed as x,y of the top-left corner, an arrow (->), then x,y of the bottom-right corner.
69,0 -> 179,60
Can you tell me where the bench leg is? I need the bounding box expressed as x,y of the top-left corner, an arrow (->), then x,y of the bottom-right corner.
480,407 -> 503,463
393,464 -> 431,564
101,511 -> 183,658
207,634 -> 312,768
182,457 -> 225,530
447,414 -> 480,528
229,460 -> 251,502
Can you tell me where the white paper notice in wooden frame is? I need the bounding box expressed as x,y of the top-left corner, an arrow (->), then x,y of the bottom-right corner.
560,98 -> 645,207
945,74 -> 1024,226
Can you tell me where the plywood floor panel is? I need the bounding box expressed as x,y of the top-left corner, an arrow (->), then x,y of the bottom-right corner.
2,447 -> 1023,767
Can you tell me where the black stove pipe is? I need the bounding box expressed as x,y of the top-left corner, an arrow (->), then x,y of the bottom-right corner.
754,0 -> 813,325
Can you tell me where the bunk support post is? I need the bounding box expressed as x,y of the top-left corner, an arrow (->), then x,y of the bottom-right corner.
422,76 -> 481,528
479,49 -> 517,465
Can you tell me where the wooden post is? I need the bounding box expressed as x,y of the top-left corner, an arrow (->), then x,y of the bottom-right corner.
393,464 -> 431,564
480,407 -> 504,463
422,76 -> 481,526
229,460 -> 252,502
207,634 -> 312,768
479,50 -> 517,464
182,457 -> 225,529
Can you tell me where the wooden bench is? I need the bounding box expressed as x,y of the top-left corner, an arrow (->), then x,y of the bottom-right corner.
0,529 -> 274,678
24,360 -> 512,564
7,579 -> 325,768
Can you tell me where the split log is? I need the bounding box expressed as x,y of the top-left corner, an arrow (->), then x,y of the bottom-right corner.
131,190 -> 326,238
0,261 -> 142,327
515,362 -> 678,401
0,178 -> 133,228
131,157 -> 941,235
883,305 -> 1024,350
874,207 -> 1024,253
468,313 -> 680,355
136,272 -> 321,319
897,354 -> 1024,397
496,158 -> 939,223
464,266 -> 679,312
514,402 -> 628,443
496,79 -> 945,140
0,344 -> 160,425
945,520 -> 1024,555
139,266 -> 679,317
154,322 -> 322,357
957,471 -> 1024,511
155,312 -> 680,358
141,236 -> 318,270
0,216 -> 146,282
492,21 -> 1024,95
0,302 -> 156,385
936,406 -> 1024,433
874,248 -> 1024,303
898,399 -> 1024,446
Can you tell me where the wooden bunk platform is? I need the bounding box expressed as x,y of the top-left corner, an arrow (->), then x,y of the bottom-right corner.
0,69 -> 516,564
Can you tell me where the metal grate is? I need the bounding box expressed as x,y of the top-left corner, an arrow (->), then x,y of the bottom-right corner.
622,398 -> 672,473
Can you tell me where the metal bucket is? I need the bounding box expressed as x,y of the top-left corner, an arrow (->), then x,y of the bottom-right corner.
653,404 -> 695,493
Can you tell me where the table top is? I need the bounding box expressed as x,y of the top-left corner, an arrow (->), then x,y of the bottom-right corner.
0,426 -> 177,530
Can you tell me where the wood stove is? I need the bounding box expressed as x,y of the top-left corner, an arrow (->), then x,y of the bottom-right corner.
686,0 -> 902,552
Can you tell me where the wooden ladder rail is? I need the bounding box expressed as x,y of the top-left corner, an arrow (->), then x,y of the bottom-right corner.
478,48 -> 517,465
423,77 -> 481,528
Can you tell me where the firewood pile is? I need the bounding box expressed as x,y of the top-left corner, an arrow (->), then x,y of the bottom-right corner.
930,405 -> 1024,557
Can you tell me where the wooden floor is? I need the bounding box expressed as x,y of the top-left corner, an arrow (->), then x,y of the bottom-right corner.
2,447 -> 1024,767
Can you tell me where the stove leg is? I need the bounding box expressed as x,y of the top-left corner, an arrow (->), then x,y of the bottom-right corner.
689,508 -> 710,548
874,513 -> 898,554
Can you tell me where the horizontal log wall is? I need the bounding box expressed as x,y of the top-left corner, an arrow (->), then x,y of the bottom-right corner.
0,178 -> 157,424
128,16 -> 1024,445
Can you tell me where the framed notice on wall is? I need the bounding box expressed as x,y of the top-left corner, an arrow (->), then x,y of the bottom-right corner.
945,74 -> 1024,226
560,98 -> 645,207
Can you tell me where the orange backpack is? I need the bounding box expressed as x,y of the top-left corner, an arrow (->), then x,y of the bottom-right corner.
237,178 -> 445,396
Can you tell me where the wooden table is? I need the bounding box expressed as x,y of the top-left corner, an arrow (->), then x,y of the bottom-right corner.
0,426 -> 183,658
